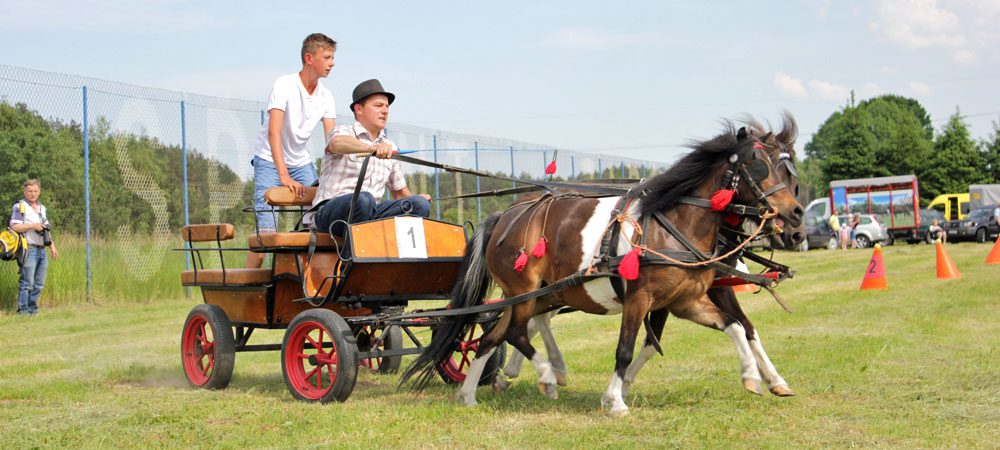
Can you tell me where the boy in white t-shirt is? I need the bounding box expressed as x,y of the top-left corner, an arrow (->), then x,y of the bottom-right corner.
248,33 -> 337,268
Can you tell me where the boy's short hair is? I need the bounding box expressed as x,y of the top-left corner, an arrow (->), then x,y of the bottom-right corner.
24,179 -> 40,188
301,33 -> 337,64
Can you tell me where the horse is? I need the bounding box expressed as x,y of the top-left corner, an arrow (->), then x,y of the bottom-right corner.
494,113 -> 805,398
401,123 -> 804,417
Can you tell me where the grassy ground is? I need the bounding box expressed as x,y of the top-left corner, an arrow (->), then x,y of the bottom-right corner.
1,241 -> 998,448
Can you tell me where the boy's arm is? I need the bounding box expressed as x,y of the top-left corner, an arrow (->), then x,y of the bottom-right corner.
267,109 -> 306,198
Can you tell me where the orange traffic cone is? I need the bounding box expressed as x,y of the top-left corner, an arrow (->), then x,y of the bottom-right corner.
986,235 -> 1000,264
935,240 -> 961,279
860,243 -> 887,290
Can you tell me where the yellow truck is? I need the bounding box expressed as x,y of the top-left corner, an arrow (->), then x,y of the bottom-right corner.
927,193 -> 969,221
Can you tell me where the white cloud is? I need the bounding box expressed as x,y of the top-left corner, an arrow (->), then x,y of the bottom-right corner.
534,26 -> 662,50
773,72 -> 807,98
868,0 -> 964,49
879,65 -> 895,76
907,81 -> 932,96
953,49 -> 978,65
808,79 -> 851,101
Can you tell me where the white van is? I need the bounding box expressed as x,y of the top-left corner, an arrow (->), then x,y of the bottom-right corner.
806,197 -> 832,219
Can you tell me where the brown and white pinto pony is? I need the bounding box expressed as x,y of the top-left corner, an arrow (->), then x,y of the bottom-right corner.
401,124 -> 804,417
495,113 -> 805,398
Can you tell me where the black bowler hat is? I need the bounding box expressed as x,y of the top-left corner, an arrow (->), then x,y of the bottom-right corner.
349,79 -> 395,111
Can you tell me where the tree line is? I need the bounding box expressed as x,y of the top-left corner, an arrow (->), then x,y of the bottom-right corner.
801,93 -> 1000,204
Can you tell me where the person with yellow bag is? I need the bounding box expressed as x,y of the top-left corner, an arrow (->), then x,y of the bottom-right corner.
8,179 -> 59,316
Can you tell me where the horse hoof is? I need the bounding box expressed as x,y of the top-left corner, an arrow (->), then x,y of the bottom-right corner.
743,378 -> 763,395
554,370 -> 568,387
494,378 -> 511,394
539,382 -> 558,400
769,384 -> 796,397
609,406 -> 629,418
455,392 -> 477,407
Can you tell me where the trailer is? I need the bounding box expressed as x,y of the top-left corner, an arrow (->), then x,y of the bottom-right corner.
828,174 -> 924,244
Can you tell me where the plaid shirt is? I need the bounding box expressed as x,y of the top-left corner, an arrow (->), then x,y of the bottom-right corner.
312,122 -> 407,208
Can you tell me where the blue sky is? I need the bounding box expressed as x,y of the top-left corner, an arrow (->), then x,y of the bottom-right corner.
1,0 -> 998,163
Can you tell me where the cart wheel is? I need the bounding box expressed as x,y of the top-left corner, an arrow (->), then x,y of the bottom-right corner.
357,325 -> 403,374
281,309 -> 358,403
181,304 -> 235,390
435,323 -> 507,386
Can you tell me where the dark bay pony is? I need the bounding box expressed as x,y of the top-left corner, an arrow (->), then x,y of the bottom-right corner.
401,124 -> 803,417
495,113 -> 805,398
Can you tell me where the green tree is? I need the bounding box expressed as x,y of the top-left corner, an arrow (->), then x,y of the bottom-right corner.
805,93 -> 936,201
980,119 -> 1000,183
922,109 -> 986,199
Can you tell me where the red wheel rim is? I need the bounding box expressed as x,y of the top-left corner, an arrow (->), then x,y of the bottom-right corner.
182,315 -> 215,386
358,326 -> 382,371
285,320 -> 338,400
438,324 -> 482,382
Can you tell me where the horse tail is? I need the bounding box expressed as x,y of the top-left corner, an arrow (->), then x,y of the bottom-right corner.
400,212 -> 502,391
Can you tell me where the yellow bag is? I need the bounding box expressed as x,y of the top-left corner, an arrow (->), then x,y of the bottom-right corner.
0,227 -> 26,266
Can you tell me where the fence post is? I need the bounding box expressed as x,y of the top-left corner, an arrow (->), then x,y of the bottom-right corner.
181,100 -> 191,297
542,150 -> 548,181
598,158 -> 602,179
475,141 -> 481,222
571,155 -> 575,180
510,146 -> 516,201
642,165 -> 646,179
83,86 -> 91,299
620,162 -> 625,178
433,135 -> 440,219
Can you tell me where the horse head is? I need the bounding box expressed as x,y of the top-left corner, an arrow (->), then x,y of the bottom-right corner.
729,125 -> 804,236
743,113 -> 805,249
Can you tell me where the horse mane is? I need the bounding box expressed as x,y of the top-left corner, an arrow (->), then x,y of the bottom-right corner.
740,112 -> 798,160
639,121 -> 751,217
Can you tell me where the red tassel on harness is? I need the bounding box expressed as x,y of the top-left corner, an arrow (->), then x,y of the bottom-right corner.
710,189 -> 735,211
618,248 -> 641,281
545,161 -> 557,175
724,213 -> 742,227
530,237 -> 547,258
513,250 -> 528,273
753,142 -> 764,149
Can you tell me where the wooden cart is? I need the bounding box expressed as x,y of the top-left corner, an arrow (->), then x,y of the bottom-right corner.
178,187 -> 505,402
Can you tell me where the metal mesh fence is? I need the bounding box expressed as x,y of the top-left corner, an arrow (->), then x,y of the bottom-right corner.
0,64 -> 668,307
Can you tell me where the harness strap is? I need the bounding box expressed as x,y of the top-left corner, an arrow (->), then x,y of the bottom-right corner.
495,195 -> 549,247
389,270 -> 617,320
651,211 -> 714,261
676,196 -> 771,218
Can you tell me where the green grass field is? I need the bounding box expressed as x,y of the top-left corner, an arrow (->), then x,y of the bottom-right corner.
1,241 -> 998,448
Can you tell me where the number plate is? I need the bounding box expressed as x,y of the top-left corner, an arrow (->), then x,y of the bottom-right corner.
395,216 -> 428,259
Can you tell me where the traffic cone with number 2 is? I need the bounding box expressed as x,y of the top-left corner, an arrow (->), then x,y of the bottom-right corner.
860,243 -> 887,290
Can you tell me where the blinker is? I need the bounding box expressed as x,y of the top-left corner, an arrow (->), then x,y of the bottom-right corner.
746,159 -> 769,182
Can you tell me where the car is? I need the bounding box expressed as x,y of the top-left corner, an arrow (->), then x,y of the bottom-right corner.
839,214 -> 889,249
798,211 -> 837,251
944,206 -> 1000,243
913,208 -> 947,244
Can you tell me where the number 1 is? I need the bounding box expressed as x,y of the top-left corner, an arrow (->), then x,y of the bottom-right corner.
407,227 -> 416,248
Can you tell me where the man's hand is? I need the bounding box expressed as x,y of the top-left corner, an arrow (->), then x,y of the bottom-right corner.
33,223 -> 45,232
281,176 -> 307,198
50,245 -> 58,261
371,143 -> 394,159
418,193 -> 432,202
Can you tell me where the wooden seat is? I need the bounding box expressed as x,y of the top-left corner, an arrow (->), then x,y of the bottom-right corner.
247,232 -> 342,250
181,268 -> 273,285
265,187 -> 317,206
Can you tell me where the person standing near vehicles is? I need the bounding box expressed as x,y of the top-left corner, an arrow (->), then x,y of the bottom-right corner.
994,201 -> 1000,228
247,33 -> 338,268
312,79 -> 431,236
849,213 -> 861,248
9,179 -> 58,316
828,210 -> 842,250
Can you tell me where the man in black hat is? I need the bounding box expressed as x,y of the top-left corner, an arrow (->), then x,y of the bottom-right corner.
311,79 -> 431,235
